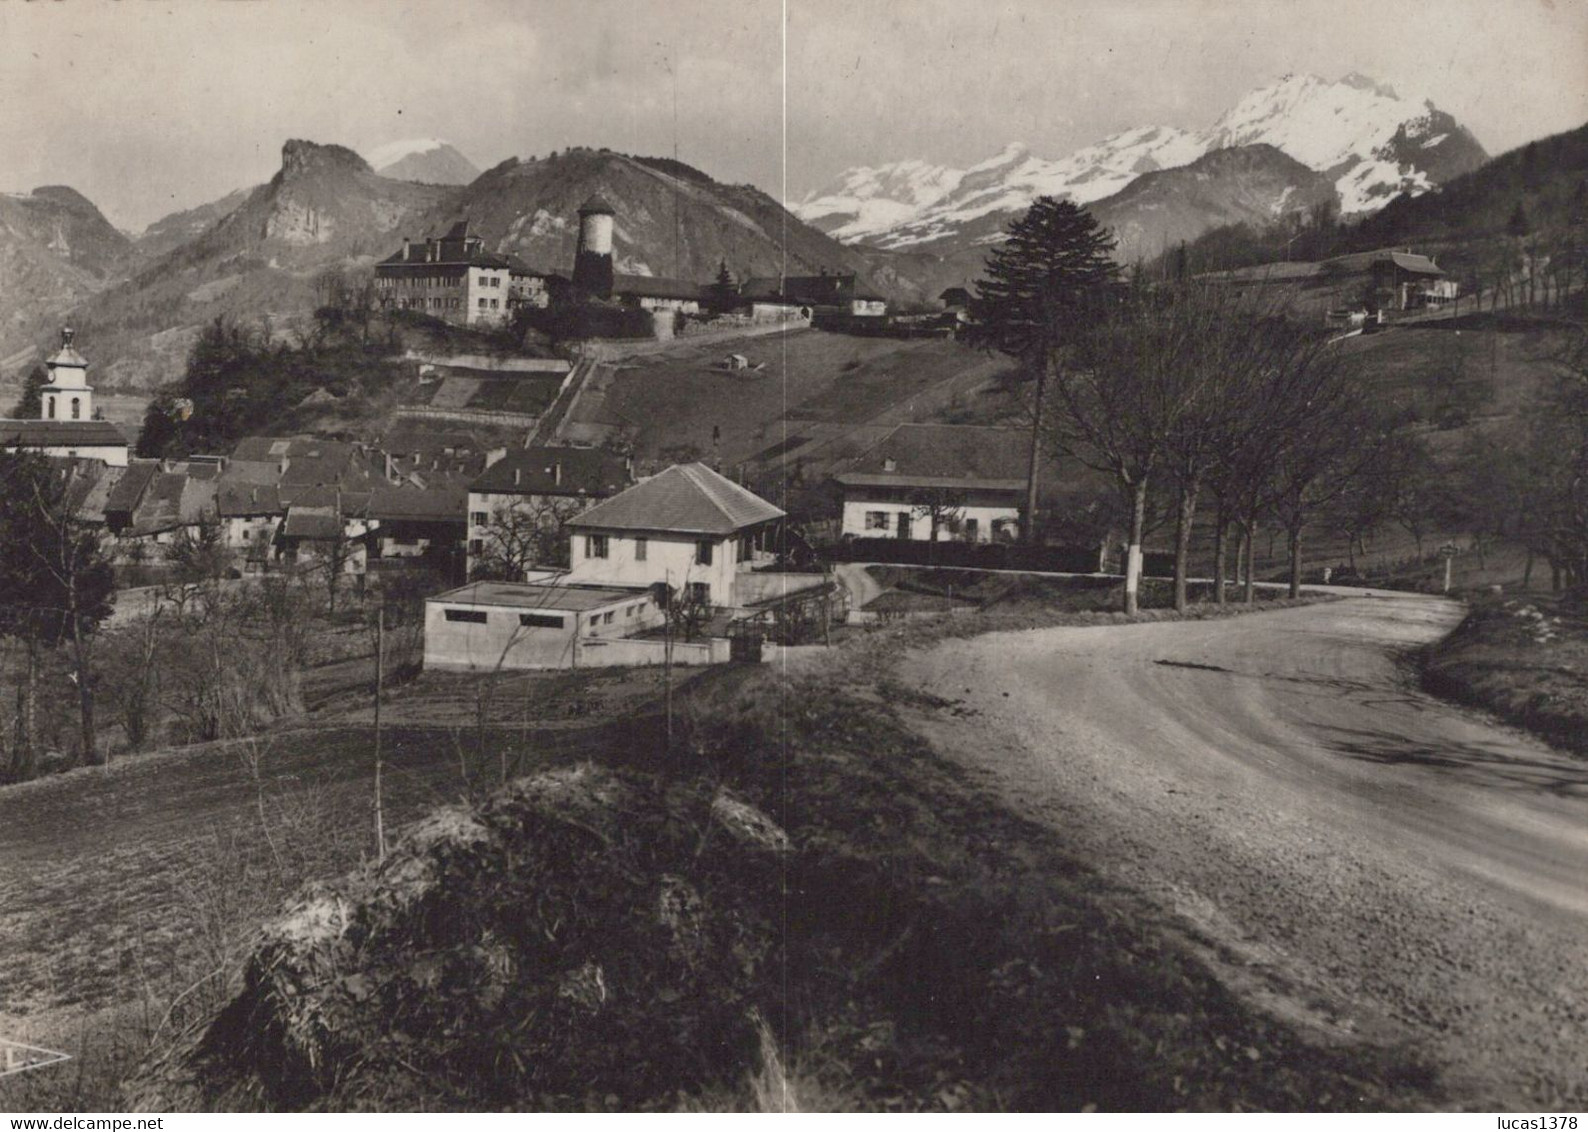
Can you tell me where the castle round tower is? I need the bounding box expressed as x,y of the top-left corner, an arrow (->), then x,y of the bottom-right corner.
572,194 -> 616,299
41,327 -> 94,422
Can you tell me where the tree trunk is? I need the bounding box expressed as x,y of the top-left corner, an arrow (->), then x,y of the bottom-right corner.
1239,521 -> 1253,604
1288,524 -> 1304,599
1212,512 -> 1230,607
1172,478 -> 1199,613
1023,362 -> 1048,545
1124,479 -> 1148,615
67,596 -> 98,765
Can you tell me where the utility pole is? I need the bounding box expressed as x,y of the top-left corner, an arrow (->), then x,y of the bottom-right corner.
373,606 -> 386,861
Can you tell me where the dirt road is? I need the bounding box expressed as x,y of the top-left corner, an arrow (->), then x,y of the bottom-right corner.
901,595 -> 1588,1108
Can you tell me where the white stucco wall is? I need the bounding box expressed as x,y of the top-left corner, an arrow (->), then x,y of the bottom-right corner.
841,499 -> 1019,543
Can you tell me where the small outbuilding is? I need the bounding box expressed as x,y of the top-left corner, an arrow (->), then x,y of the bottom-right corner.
423,579 -> 668,672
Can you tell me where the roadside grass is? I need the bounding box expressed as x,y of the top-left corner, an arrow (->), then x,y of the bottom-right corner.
1421,593 -> 1588,759
655,635 -> 1437,1111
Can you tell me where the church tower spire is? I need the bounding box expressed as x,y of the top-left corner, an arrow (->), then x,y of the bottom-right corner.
41,327 -> 93,423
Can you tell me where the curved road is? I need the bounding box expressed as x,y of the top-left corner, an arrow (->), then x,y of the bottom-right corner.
902,595 -> 1588,1108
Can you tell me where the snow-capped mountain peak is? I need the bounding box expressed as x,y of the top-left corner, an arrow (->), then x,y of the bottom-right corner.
792,72 -> 1487,255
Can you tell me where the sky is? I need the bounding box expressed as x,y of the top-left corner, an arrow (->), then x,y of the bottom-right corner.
1,0 -> 1584,232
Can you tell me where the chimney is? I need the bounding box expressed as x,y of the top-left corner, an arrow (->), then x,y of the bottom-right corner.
554,462 -> 562,487
402,238 -> 411,260
250,486 -> 258,505
385,452 -> 395,481
513,467 -> 521,486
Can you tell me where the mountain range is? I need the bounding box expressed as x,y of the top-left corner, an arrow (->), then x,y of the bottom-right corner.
0,140 -> 923,389
795,73 -> 1489,257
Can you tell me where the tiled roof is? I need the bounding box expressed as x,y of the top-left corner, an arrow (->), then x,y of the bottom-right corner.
834,424 -> 1031,490
579,194 -> 615,215
104,461 -> 159,515
368,482 -> 467,522
0,420 -> 127,448
217,482 -> 282,517
281,508 -> 346,541
1381,252 -> 1444,276
470,446 -> 631,498
568,463 -> 783,536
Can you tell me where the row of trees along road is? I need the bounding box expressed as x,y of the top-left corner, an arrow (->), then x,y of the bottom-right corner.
971,196 -> 1398,614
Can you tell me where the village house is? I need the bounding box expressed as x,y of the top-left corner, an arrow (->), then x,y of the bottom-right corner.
564,462 -> 786,608
834,423 -> 1028,543
103,458 -> 220,562
1369,251 -> 1455,311
216,481 -> 283,572
373,221 -> 515,327
425,463 -> 834,672
466,445 -> 633,578
0,330 -> 130,467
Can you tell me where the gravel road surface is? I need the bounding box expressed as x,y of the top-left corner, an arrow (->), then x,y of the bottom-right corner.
901,595 -> 1588,1108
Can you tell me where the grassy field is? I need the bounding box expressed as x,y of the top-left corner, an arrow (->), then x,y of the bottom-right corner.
581,330 -> 1013,470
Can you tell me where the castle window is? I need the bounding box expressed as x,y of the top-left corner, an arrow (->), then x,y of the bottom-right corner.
71,398 -> 81,420
46,397 -> 55,419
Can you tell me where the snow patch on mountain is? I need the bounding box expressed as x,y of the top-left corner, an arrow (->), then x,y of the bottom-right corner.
364,138 -> 450,169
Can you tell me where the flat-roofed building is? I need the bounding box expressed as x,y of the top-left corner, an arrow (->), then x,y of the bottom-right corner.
422,578 -> 679,671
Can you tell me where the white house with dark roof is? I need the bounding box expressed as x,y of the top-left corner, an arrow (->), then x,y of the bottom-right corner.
0,330 -> 129,467
466,446 -> 633,577
834,423 -> 1029,543
565,462 -> 787,608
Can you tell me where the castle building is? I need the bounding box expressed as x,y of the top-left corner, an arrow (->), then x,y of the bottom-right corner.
0,330 -> 129,467
373,221 -> 517,327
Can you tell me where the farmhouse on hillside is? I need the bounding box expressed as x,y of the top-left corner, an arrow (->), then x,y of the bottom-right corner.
834,423 -> 1028,543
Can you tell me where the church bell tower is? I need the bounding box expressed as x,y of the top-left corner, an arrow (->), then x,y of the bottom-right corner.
41,327 -> 94,423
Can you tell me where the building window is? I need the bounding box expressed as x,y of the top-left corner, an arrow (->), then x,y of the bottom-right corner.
46,396 -> 55,419
71,398 -> 81,420
865,511 -> 889,531
520,613 -> 564,628
586,534 -> 609,559
469,538 -> 483,555
695,539 -> 714,566
241,530 -> 250,541
470,511 -> 488,527
479,298 -> 488,308
634,537 -> 647,562
443,608 -> 487,624
689,582 -> 711,605
490,299 -> 499,309
964,517 -> 979,540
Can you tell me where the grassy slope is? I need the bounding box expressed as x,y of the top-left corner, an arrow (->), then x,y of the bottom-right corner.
584,330 -> 1012,470
1422,594 -> 1588,758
